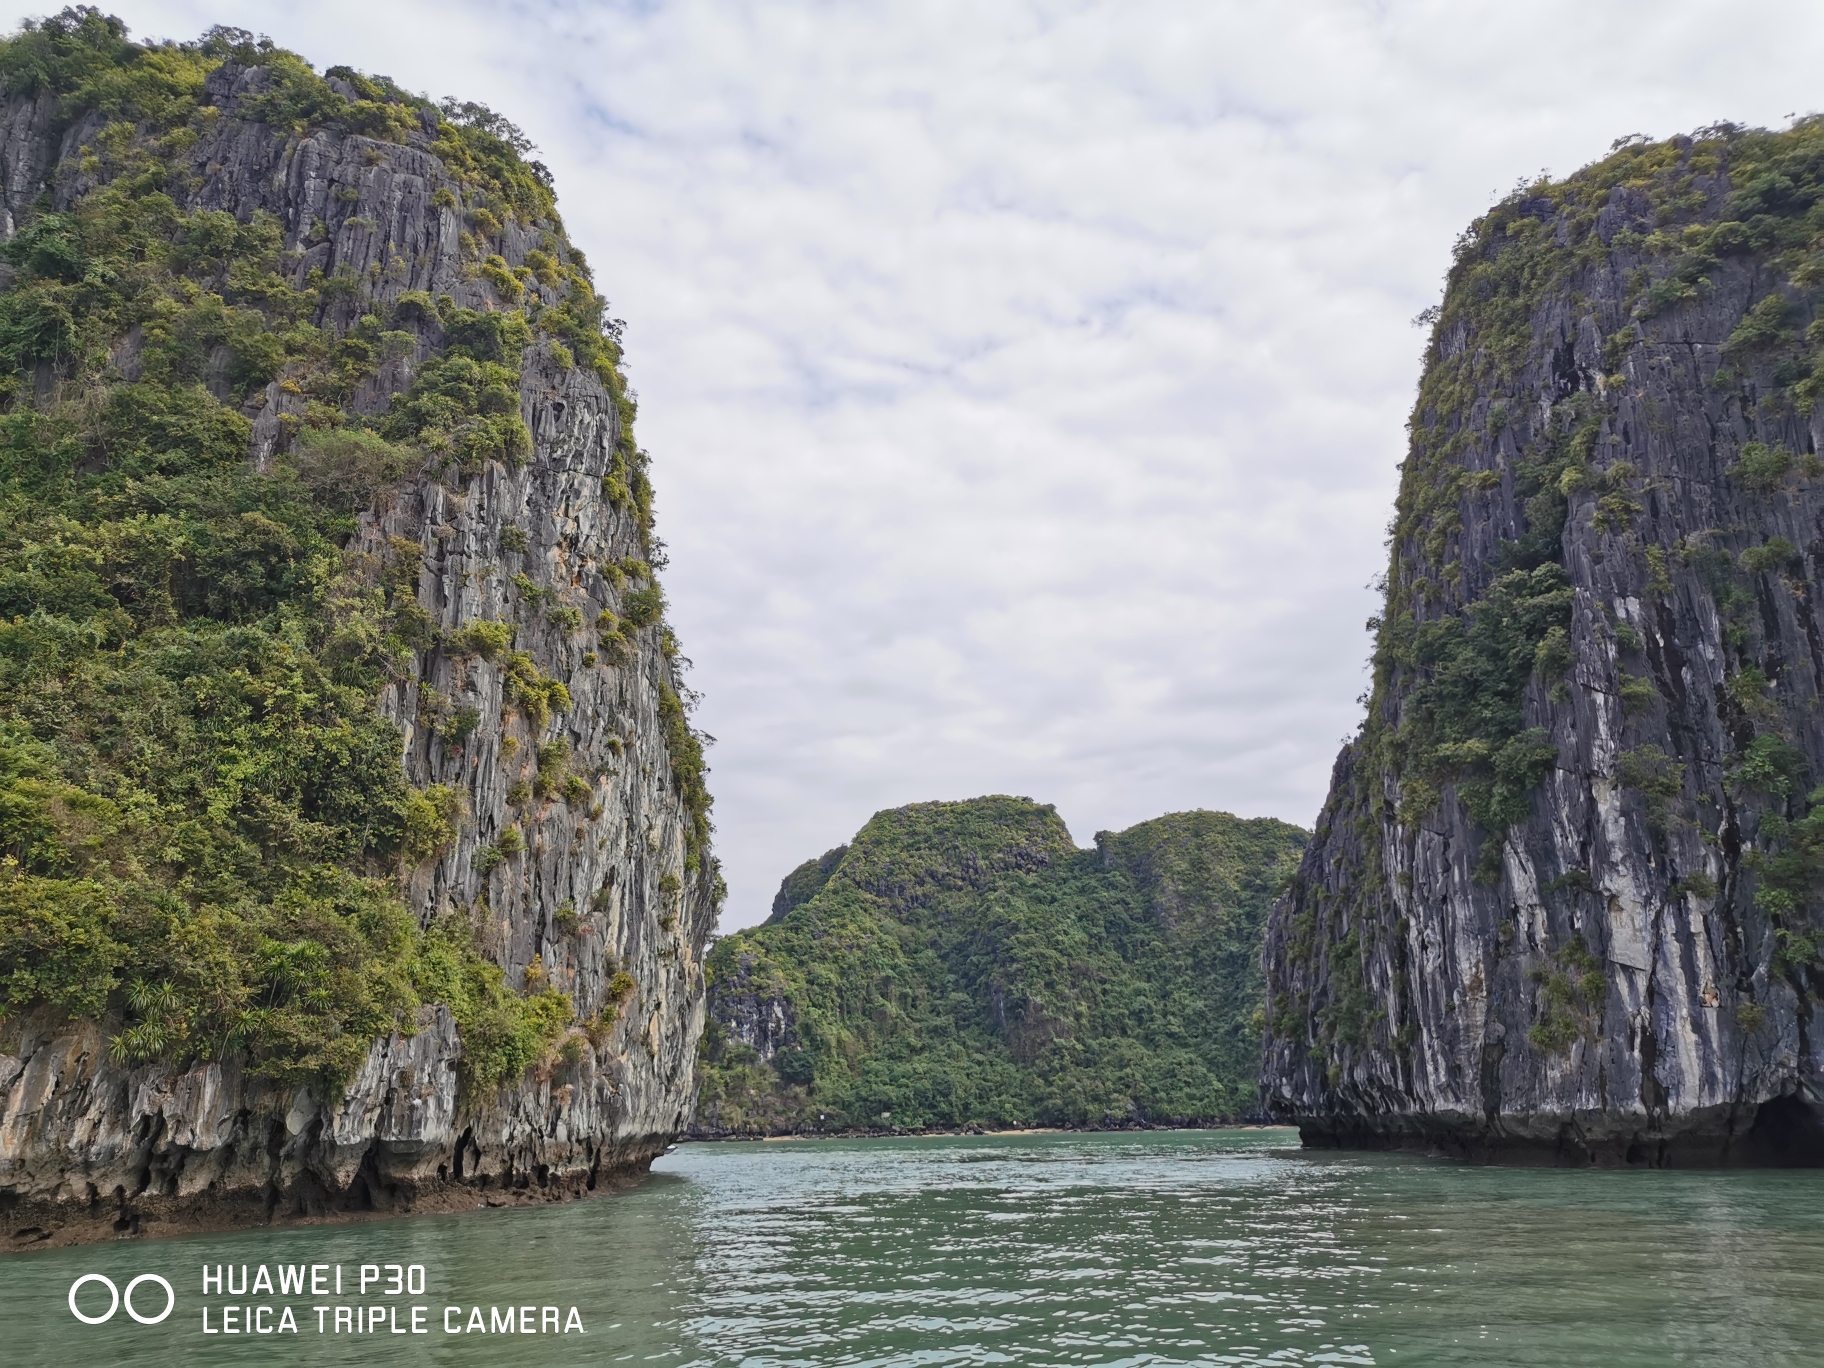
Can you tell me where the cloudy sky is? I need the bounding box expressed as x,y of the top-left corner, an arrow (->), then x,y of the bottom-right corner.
13,0 -> 1824,927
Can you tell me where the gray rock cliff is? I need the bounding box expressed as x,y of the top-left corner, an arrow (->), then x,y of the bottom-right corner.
1262,125 -> 1824,1164
0,46 -> 717,1246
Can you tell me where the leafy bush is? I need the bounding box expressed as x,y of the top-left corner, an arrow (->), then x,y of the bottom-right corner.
451,619 -> 513,660
1618,745 -> 1686,827
623,582 -> 665,627
1730,733 -> 1805,798
501,651 -> 570,729
479,256 -> 524,304
1618,674 -> 1659,718
1724,294 -> 1795,353
532,739 -> 569,797
283,427 -> 417,513
439,706 -> 480,745
1740,536 -> 1797,574
1734,441 -> 1798,491
1534,625 -> 1573,681
442,307 -> 532,364
1526,935 -> 1604,1054
401,784 -> 462,864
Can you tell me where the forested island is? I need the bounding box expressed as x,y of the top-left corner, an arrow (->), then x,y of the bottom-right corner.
696,797 -> 1305,1133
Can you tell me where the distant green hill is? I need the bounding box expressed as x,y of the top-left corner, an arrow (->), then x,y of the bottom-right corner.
695,797 -> 1307,1132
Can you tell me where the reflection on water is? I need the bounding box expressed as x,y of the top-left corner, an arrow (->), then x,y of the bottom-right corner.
2,1128 -> 1820,1366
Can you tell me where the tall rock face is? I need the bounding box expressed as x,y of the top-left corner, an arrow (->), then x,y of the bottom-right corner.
0,16 -> 716,1247
697,799 -> 1305,1134
1261,122 -> 1824,1165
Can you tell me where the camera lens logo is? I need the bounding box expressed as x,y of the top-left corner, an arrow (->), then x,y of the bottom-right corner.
68,1273 -> 175,1325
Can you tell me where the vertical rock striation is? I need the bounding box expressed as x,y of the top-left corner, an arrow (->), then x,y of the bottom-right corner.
0,23 -> 716,1246
1262,124 -> 1824,1165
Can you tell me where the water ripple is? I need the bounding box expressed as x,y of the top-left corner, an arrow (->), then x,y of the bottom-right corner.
655,1131 -> 1824,1368
1,1129 -> 1820,1365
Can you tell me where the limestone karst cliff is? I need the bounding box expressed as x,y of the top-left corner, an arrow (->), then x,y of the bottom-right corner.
0,13 -> 718,1247
1261,122 -> 1824,1165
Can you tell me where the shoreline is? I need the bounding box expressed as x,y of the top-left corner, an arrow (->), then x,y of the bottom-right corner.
682,1120 -> 1297,1144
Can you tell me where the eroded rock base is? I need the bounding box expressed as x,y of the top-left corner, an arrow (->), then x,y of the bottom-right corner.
1292,1093 -> 1824,1168
4,1153 -> 659,1252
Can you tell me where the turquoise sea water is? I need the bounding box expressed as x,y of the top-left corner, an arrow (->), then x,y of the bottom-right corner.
2,1128 -> 1821,1366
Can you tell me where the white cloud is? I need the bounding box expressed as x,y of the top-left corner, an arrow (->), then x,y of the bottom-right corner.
13,0 -> 1824,925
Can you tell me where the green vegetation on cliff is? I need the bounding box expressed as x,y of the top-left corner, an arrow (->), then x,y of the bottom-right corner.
1377,119 -> 1824,853
697,797 -> 1306,1132
0,11 -> 702,1089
